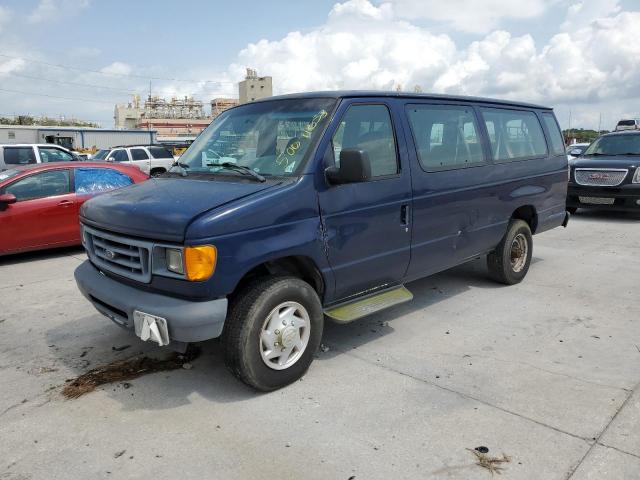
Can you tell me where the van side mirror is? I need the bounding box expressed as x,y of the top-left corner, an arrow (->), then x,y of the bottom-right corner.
569,149 -> 583,156
325,149 -> 372,184
0,193 -> 17,211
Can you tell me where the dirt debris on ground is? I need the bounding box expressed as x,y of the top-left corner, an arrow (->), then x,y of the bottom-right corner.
467,448 -> 511,475
61,348 -> 200,399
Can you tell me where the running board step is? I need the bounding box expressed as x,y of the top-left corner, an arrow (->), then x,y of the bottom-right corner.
324,286 -> 413,323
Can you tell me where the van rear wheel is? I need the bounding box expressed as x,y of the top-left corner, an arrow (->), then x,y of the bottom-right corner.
487,219 -> 532,285
221,276 -> 323,391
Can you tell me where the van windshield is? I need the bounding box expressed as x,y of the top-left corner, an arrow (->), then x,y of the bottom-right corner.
584,134 -> 640,156
178,98 -> 336,177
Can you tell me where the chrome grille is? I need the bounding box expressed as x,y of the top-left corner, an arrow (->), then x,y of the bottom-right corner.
83,226 -> 152,283
575,169 -> 627,186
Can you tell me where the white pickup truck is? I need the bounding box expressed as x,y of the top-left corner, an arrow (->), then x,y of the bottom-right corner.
92,145 -> 175,176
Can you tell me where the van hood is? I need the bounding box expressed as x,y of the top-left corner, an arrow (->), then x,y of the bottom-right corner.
80,176 -> 280,242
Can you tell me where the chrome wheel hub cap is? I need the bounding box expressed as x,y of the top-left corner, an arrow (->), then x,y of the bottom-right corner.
259,301 -> 310,370
510,233 -> 528,273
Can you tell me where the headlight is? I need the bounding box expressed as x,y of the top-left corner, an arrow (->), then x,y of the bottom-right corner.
184,245 -> 217,281
633,167 -> 640,184
165,248 -> 184,274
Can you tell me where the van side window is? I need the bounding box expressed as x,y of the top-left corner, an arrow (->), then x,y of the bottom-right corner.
480,108 -> 547,161
541,113 -> 565,156
332,105 -> 398,177
406,105 -> 484,171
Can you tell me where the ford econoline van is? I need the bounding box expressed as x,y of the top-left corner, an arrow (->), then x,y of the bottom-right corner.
74,91 -> 569,390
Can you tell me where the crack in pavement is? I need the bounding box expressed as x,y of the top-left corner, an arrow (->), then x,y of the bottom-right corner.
565,379 -> 640,479
328,343 -> 594,444
596,441 -> 640,461
416,349 -> 632,393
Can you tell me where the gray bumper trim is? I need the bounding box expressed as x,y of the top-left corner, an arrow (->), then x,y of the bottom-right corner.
74,260 -> 227,343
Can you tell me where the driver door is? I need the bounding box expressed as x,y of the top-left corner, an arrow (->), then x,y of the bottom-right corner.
318,101 -> 412,300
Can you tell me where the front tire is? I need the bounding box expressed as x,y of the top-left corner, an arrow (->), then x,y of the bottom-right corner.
221,276 -> 323,391
487,219 -> 533,285
567,207 -> 578,215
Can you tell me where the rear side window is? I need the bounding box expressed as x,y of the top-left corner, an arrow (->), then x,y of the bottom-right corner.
332,104 -> 398,177
481,108 -> 548,162
74,168 -> 133,195
148,146 -> 173,159
5,169 -> 70,201
541,113 -> 565,156
4,147 -> 36,165
130,148 -> 149,160
406,105 -> 485,171
38,147 -> 74,162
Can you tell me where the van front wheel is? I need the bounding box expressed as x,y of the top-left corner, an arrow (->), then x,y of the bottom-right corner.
487,219 -> 533,285
222,276 -> 323,391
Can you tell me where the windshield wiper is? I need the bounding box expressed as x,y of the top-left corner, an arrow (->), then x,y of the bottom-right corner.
206,162 -> 266,182
168,161 -> 190,176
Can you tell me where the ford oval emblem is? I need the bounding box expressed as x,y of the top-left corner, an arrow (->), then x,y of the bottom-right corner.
104,249 -> 116,260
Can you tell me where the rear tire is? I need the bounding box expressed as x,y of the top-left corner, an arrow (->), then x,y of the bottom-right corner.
150,168 -> 166,177
221,276 -> 323,391
487,219 -> 533,285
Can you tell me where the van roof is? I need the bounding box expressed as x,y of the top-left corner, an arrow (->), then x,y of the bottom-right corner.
255,90 -> 552,110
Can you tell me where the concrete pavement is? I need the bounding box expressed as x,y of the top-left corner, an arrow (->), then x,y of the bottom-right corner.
1,210 -> 639,479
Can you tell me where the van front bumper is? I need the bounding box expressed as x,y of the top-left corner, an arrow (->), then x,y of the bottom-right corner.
74,260 -> 228,344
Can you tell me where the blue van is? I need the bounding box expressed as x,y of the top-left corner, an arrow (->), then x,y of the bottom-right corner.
75,91 -> 569,390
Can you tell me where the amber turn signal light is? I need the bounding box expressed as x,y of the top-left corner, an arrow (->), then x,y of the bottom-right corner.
184,245 -> 217,281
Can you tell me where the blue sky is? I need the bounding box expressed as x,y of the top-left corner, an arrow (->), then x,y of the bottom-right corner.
0,0 -> 638,129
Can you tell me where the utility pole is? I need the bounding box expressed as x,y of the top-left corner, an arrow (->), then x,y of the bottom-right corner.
597,113 -> 602,133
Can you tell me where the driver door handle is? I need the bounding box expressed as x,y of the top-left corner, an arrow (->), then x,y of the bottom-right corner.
400,204 -> 410,232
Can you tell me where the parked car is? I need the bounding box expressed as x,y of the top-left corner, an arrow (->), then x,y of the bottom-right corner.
614,119 -> 639,131
91,145 -> 175,176
0,162 -> 148,256
0,144 -> 80,170
74,91 -> 569,391
567,130 -> 640,213
566,142 -> 590,160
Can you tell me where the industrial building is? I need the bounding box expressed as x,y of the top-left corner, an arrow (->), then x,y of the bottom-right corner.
114,95 -> 238,140
0,125 -> 157,151
239,68 -> 273,104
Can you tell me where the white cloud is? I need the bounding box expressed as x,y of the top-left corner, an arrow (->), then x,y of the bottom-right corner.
0,57 -> 26,76
231,0 -> 640,128
28,0 -> 90,24
100,61 -> 132,76
562,0 -> 621,29
381,0 -> 550,34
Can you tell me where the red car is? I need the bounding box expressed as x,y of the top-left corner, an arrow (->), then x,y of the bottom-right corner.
0,162 -> 148,256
